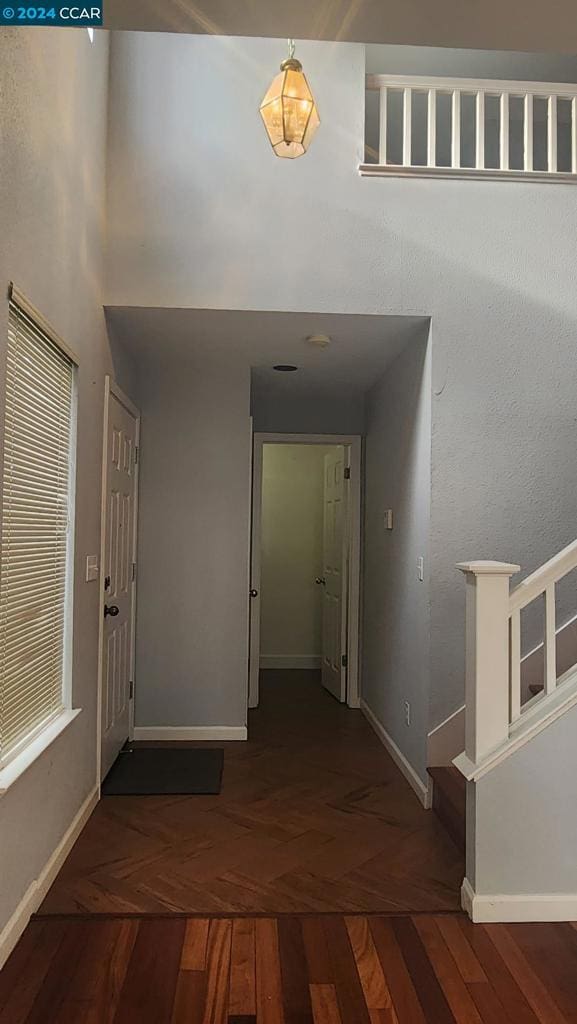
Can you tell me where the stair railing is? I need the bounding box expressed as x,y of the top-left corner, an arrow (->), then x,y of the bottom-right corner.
362,73 -> 577,182
457,539 -> 577,766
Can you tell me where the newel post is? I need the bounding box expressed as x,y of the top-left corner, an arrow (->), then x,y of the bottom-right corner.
456,561 -> 520,764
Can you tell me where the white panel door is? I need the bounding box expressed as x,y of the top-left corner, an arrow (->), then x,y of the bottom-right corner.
321,447 -> 348,702
101,389 -> 139,780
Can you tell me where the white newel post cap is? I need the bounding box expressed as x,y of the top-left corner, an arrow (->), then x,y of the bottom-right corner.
456,561 -> 521,577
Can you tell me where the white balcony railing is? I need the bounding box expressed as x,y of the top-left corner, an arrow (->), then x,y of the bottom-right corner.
362,74 -> 577,182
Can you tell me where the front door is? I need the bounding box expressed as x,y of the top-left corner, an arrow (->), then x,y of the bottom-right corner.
101,382 -> 139,780
321,447 -> 348,701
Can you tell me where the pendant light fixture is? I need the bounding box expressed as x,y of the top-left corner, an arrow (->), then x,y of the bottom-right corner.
259,39 -> 320,159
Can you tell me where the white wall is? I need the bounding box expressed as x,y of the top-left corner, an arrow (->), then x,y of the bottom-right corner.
251,381 -> 365,435
260,445 -> 330,666
363,335 -> 431,782
133,352 -> 251,729
106,31 -> 577,774
0,28 -> 111,938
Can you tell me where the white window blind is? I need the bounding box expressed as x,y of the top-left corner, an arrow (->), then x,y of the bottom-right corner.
0,295 -> 76,768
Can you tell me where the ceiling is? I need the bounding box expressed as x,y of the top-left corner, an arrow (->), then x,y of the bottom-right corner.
102,0 -> 577,56
106,307 -> 429,396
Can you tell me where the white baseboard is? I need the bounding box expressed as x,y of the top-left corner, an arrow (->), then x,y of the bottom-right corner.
427,704 -> 465,766
260,656 -> 321,670
360,699 -> 432,809
132,725 -> 247,741
462,877 -> 577,922
0,786 -> 98,970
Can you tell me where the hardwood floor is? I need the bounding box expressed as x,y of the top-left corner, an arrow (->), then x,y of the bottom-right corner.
3,913 -> 577,1022
39,671 -> 463,915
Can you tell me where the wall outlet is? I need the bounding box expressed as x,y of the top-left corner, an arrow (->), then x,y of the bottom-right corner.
404,700 -> 411,727
417,556 -> 424,581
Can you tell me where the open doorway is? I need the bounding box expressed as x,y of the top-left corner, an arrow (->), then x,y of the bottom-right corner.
248,433 -> 361,713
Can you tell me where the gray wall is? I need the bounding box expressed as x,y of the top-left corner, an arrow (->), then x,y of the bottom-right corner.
471,703 -> 577,894
106,32 -> 577,767
363,334 -> 431,781
0,28 -> 111,935
251,380 -> 365,435
134,353 -> 251,728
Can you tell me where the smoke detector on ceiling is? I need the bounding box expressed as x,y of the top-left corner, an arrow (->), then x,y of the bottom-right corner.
306,334 -> 331,348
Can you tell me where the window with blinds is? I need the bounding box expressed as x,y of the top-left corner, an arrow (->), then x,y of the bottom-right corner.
0,295 -> 76,768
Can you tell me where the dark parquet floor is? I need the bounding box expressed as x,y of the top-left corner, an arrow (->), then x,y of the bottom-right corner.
39,671 -> 464,916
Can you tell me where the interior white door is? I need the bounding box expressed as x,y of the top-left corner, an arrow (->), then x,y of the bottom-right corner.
248,434 -> 262,709
101,387 -> 139,780
320,447 -> 348,702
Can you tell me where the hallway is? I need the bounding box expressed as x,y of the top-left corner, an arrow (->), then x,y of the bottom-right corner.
39,671 -> 463,915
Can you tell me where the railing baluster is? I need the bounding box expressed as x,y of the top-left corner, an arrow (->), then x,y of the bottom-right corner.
510,610 -> 521,722
379,86 -> 388,165
500,93 -> 510,170
403,87 -> 412,166
427,88 -> 436,167
544,584 -> 557,695
524,93 -> 534,171
548,95 -> 558,173
475,91 -> 485,169
451,90 -> 461,168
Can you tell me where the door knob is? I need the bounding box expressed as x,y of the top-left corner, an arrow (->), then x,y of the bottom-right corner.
315,577 -> 326,585
249,589 -> 259,598
104,604 -> 120,617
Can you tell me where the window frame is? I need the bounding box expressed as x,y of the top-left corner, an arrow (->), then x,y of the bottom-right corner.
0,285 -> 80,784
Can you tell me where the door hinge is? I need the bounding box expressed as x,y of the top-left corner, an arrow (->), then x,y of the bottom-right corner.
344,466 -> 351,479
131,561 -> 136,582
129,680 -> 134,699
134,446 -> 139,465
341,653 -> 348,668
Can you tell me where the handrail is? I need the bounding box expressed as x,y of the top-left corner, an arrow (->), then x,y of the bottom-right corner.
457,540 -> 577,770
366,73 -> 577,100
509,537 -> 577,613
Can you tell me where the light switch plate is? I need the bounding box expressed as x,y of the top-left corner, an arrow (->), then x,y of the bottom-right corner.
85,554 -> 99,583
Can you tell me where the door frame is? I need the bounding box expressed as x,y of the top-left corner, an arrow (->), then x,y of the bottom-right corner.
249,432 -> 362,711
96,376 -> 141,785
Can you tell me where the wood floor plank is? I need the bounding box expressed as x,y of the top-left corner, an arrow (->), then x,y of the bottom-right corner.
181,919 -> 210,971
434,917 -> 487,984
50,919 -> 138,1024
301,918 -> 333,985
458,919 -> 541,1024
229,918 -> 256,1018
112,918 -> 185,1023
369,917 -> 427,1024
412,916 -> 483,1024
255,918 -> 285,1024
345,916 -> 395,1014
277,917 -> 314,1024
392,917 -> 456,1024
322,917 -> 371,1024
507,923 -> 577,1024
23,920 -> 93,1024
171,971 -> 207,1024
0,921 -> 67,1024
485,924 -> 568,1024
309,984 -> 343,1024
202,919 -> 232,1024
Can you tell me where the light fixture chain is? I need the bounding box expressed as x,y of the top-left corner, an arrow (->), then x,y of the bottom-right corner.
287,38 -> 295,60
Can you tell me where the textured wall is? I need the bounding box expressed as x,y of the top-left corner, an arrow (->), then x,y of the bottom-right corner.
106,31 -> 577,769
133,353 -> 251,728
363,335 -> 431,782
0,28 -> 110,935
260,445 -> 330,663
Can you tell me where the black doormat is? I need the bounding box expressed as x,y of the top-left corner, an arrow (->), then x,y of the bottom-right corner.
101,746 -> 224,796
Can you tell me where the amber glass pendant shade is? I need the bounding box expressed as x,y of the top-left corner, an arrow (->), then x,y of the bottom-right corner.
260,43 -> 320,159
